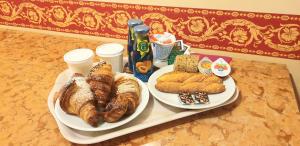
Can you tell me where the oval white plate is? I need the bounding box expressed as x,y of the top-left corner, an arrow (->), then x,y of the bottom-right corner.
148,65 -> 236,109
55,73 -> 149,131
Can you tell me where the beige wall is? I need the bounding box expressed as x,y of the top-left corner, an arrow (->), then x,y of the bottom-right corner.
89,0 -> 300,15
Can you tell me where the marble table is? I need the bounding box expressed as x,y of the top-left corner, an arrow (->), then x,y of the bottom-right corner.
0,28 -> 299,146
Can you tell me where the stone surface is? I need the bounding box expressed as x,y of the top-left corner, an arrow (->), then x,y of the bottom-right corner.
0,28 -> 299,146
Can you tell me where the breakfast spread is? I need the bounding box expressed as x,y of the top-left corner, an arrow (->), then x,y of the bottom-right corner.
56,62 -> 141,127
154,54 -> 232,105
54,19 -> 235,130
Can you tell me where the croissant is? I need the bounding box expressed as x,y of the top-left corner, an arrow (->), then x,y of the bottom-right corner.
155,71 -> 225,94
87,62 -> 114,109
102,75 -> 140,122
57,75 -> 99,127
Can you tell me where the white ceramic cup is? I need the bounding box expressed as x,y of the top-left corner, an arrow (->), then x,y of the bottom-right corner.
96,43 -> 124,73
64,48 -> 94,76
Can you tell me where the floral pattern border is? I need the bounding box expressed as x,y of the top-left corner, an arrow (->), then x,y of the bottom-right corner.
0,0 -> 299,59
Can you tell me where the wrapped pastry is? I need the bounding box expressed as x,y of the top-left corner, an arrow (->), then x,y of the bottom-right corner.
173,55 -> 199,73
57,74 -> 99,127
87,62 -> 114,109
102,75 -> 140,122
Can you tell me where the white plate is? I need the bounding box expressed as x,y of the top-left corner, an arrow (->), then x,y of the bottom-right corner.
54,73 -> 150,131
148,65 -> 236,109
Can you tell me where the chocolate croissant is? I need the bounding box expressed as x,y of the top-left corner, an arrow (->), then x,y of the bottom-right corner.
102,75 -> 140,122
57,74 -> 99,127
87,62 -> 114,109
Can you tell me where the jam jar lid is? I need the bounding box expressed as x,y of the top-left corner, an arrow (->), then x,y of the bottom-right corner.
128,19 -> 143,27
211,58 -> 231,77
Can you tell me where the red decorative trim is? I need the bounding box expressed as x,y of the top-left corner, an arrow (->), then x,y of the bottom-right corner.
0,0 -> 300,59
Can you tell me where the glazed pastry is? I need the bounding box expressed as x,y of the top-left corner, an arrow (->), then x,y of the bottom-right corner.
57,74 -> 99,127
183,74 -> 222,83
87,62 -> 114,108
180,82 -> 225,93
102,75 -> 140,122
155,71 -> 225,94
157,72 -> 195,82
155,81 -> 225,94
157,72 -> 222,83
155,82 -> 182,93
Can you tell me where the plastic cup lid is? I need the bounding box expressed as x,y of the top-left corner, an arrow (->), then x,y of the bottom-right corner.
64,48 -> 94,64
96,43 -> 124,57
150,32 -> 176,45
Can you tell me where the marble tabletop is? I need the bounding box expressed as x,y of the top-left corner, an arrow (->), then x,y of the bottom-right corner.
0,28 -> 299,146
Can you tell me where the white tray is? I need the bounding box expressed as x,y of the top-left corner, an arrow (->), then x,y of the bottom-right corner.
47,69 -> 239,144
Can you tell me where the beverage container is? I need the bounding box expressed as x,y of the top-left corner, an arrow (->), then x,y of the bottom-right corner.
64,48 -> 94,76
96,43 -> 124,73
150,32 -> 176,68
132,25 -> 154,82
127,19 -> 143,71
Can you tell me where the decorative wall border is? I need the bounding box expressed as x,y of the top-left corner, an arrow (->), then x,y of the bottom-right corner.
0,0 -> 300,59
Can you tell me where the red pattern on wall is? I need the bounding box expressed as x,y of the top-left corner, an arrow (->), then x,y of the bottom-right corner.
0,0 -> 300,59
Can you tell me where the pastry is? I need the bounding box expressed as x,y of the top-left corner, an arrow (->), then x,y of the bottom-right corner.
155,71 -> 225,94
102,75 -> 140,122
180,82 -> 225,93
87,62 -> 114,108
157,72 -> 222,83
173,55 -> 199,73
157,71 -> 195,82
155,81 -> 225,94
57,74 -> 99,127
